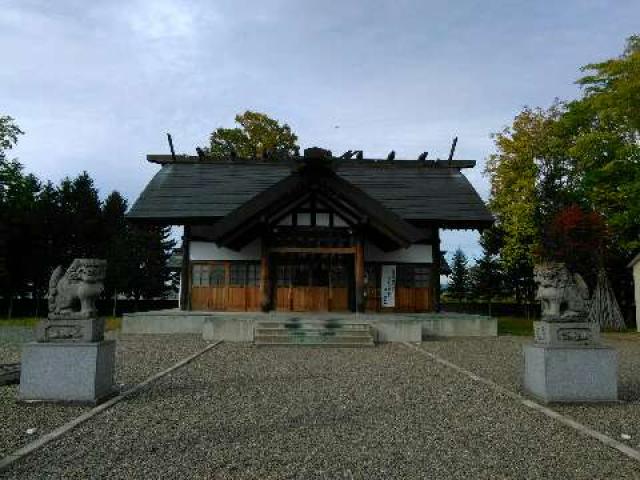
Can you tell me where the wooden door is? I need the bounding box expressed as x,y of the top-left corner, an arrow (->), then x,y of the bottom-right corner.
274,254 -> 351,312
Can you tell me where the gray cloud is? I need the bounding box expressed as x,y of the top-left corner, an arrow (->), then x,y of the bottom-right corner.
3,0 -> 639,259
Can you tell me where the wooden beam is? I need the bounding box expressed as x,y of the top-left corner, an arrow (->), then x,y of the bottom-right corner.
270,247 -> 356,254
259,235 -> 272,312
180,225 -> 191,311
354,237 -> 365,313
433,227 -> 441,312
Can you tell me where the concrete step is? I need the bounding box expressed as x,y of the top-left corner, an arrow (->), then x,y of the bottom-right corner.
255,336 -> 374,346
254,322 -> 375,347
257,321 -> 370,330
256,333 -> 374,341
256,342 -> 374,348
254,328 -> 371,337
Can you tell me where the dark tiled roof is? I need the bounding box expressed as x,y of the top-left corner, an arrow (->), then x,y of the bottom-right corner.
128,160 -> 493,227
208,167 -> 427,250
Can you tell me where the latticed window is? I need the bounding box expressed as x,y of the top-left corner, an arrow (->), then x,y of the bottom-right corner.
246,263 -> 261,286
229,263 -> 247,286
210,264 -> 225,286
414,266 -> 431,288
192,264 -> 213,286
277,264 -> 292,287
396,264 -> 415,288
192,264 -> 204,286
192,262 -> 260,287
329,262 -> 348,287
293,264 -> 311,286
364,264 -> 378,287
395,264 -> 432,288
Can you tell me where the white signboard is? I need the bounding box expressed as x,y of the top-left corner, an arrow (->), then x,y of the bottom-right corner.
381,265 -> 396,308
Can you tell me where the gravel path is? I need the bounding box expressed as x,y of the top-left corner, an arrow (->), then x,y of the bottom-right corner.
3,342 -> 640,479
0,329 -> 207,458
419,334 -> 640,452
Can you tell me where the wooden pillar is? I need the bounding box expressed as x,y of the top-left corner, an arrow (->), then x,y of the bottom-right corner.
433,227 -> 441,312
354,236 -> 365,313
260,235 -> 272,312
180,225 -> 191,311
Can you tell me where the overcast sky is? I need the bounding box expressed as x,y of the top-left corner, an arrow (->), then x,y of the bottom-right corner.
3,0 -> 639,260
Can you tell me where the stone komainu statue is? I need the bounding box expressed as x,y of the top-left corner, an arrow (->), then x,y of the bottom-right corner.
48,259 -> 107,320
534,262 -> 589,322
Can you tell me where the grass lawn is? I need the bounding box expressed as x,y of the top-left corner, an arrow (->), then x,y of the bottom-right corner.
498,316 -> 534,336
0,317 -> 40,327
497,316 -> 638,337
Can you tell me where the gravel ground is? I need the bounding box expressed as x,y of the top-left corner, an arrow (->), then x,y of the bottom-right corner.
3,342 -> 640,479
419,333 -> 640,451
0,328 -> 207,458
0,326 -> 35,363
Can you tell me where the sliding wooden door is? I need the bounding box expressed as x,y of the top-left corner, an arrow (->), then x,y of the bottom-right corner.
275,254 -> 351,312
190,262 -> 261,311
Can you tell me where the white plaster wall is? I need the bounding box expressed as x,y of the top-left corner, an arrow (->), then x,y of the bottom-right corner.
364,242 -> 432,263
190,240 -> 261,261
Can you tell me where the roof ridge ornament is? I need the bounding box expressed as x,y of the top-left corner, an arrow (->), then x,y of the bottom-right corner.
447,137 -> 458,166
303,147 -> 332,159
296,147 -> 336,172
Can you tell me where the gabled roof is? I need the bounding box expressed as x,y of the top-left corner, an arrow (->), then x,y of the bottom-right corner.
128,154 -> 494,228
209,161 -> 426,251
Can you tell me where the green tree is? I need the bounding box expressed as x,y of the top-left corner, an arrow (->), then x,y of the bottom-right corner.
0,115 -> 23,163
470,251 -> 503,312
128,225 -> 175,303
485,36 -> 640,312
102,191 -> 133,315
30,181 -> 64,310
208,111 -> 299,159
57,172 -> 103,263
448,249 -> 470,301
1,166 -> 41,316
563,36 -> 640,252
0,117 -> 28,316
486,103 -> 577,274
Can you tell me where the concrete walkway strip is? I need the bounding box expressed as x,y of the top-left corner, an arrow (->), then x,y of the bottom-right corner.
0,341 -> 222,473
402,342 -> 640,463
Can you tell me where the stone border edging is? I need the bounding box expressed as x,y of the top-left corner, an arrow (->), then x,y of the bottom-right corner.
402,342 -> 640,463
0,341 -> 223,473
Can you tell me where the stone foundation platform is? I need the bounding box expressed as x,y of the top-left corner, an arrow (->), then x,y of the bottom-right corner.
523,344 -> 618,403
122,310 -> 497,342
19,340 -> 117,404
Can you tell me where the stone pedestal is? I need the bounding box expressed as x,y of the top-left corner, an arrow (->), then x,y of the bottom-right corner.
523,343 -> 617,403
36,317 -> 105,342
533,321 -> 600,346
19,340 -> 117,404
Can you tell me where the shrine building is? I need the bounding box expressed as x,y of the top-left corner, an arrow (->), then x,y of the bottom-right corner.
128,147 -> 493,314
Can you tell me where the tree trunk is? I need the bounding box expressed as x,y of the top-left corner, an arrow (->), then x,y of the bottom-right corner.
112,289 -> 117,318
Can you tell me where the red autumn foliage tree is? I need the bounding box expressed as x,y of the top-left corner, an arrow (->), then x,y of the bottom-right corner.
542,204 -> 608,287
